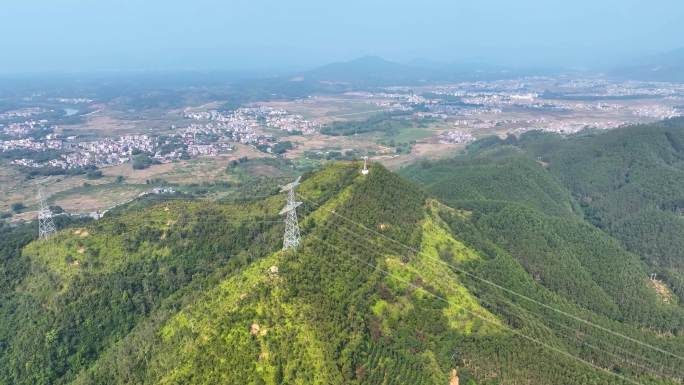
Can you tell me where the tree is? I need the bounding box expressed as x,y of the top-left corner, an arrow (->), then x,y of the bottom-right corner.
132,154 -> 159,170
49,205 -> 64,214
11,202 -> 26,213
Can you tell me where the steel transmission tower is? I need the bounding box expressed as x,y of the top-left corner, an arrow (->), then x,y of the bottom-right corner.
38,188 -> 56,239
279,176 -> 302,250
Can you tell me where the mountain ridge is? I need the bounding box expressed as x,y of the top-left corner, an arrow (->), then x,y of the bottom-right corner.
294,56 -> 563,86
612,47 -> 684,82
1,150 -> 684,384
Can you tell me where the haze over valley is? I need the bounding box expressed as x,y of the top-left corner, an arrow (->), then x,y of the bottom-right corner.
1,1 -> 684,385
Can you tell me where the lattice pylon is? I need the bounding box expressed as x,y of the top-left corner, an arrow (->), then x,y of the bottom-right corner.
38,187 -> 56,239
279,177 -> 302,250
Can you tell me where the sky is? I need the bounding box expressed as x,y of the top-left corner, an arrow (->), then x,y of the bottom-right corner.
1,0 -> 683,73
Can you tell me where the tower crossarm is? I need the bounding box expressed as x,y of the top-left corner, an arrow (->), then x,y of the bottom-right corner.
279,201 -> 303,215
280,176 -> 302,192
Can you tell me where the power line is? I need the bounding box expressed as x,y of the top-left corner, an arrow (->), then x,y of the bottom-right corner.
85,183 -> 683,363
37,180 -> 679,382
45,176 -> 683,368
324,108 -> 400,119
120,187 -> 684,363
330,223 -> 682,381
140,192 -> 283,201
80,219 -> 283,234
299,193 -> 684,363
49,204 -> 680,380
308,233 -> 646,385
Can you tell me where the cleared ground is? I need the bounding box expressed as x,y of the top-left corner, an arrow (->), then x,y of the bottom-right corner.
50,183 -> 149,214
101,145 -> 267,183
1,145 -> 270,220
259,95 -> 393,123
0,160 -> 111,214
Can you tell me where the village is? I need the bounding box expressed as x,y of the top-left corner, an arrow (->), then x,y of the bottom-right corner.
1,106 -> 322,170
1,76 -> 683,172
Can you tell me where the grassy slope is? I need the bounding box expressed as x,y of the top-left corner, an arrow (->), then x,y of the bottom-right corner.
2,196 -> 284,385
402,146 -> 684,330
72,163 -> 681,385
402,145 -> 684,381
4,160 -> 684,385
75,163 -> 484,384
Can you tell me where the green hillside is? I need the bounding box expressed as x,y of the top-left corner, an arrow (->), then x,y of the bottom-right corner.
402,149 -> 684,331
1,196 -> 285,384
510,121 -> 684,303
407,152 -> 579,217
1,158 -> 683,385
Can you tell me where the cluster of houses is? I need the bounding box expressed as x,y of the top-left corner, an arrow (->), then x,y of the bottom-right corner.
0,108 -> 48,121
1,119 -> 51,137
438,130 -> 475,144
261,108 -> 319,134
3,107 -> 285,170
185,106 -> 319,134
7,134 -> 158,169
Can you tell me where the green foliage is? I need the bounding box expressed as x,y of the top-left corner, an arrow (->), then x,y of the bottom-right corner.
402,153 -> 579,217
272,141 -> 294,155
402,124 -> 684,383
304,149 -> 359,161
132,153 -> 159,170
3,154 -> 684,385
11,202 -> 26,212
510,122 -> 684,299
0,197 -> 283,385
49,205 -> 64,214
320,113 -> 413,136
0,148 -> 64,162
405,123 -> 684,331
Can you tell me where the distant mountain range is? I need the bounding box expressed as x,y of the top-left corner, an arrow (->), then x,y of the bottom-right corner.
294,55 -> 562,86
612,47 -> 684,81
301,56 -> 429,85
226,52 -> 684,104
306,50 -> 684,85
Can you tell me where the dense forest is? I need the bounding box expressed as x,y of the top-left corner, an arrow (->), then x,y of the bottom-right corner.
320,112 -> 415,136
2,122 -> 684,384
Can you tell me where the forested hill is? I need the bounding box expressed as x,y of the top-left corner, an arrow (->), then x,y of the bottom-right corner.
1,159 -> 684,384
447,119 -> 684,302
514,121 -> 684,275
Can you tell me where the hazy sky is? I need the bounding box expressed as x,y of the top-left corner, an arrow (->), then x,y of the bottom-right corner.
1,0 -> 683,73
